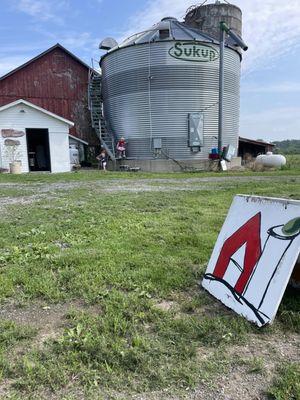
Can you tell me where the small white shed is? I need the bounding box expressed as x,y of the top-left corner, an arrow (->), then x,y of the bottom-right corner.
0,99 -> 74,173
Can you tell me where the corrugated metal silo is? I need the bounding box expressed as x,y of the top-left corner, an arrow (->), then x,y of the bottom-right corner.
100,16 -> 242,168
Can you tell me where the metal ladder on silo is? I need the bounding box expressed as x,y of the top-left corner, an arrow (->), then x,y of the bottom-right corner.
88,69 -> 116,161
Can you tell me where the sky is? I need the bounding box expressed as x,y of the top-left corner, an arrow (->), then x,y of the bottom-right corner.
0,0 -> 299,142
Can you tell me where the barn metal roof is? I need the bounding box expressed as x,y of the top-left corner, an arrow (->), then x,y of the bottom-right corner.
239,137 -> 275,147
0,99 -> 74,126
0,43 -> 96,81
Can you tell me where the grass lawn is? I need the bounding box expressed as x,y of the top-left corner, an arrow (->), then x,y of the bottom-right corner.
0,169 -> 299,399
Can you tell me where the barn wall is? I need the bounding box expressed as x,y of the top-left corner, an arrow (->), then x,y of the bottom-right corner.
0,103 -> 71,173
0,47 -> 98,146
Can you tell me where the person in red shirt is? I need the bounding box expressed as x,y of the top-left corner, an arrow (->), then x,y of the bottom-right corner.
116,137 -> 126,159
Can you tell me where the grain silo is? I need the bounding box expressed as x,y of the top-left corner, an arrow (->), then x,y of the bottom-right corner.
100,3 -> 244,171
185,2 -> 242,42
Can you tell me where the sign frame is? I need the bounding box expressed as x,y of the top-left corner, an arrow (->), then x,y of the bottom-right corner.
202,195 -> 300,327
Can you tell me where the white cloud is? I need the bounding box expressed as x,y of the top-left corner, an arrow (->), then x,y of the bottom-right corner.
240,107 -> 300,141
13,0 -> 69,23
15,0 -> 55,20
38,30 -> 94,50
238,0 -> 300,72
243,82 -> 300,94
119,0 -> 190,41
120,0 -> 300,73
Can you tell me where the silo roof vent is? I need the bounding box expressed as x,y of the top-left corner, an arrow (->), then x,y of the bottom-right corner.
99,37 -> 118,50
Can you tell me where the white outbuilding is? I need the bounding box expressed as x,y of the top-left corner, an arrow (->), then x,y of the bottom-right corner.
0,99 -> 74,173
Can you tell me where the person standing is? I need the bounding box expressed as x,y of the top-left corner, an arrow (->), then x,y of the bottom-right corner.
116,137 -> 126,159
96,149 -> 108,171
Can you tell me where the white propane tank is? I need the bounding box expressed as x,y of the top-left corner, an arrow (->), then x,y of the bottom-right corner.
69,145 -> 79,166
255,152 -> 286,168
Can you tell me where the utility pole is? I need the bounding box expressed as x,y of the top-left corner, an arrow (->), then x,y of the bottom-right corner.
218,23 -> 225,159
218,21 -> 248,164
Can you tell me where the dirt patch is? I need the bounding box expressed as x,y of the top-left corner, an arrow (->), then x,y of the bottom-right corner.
1,174 -> 299,197
69,175 -> 300,194
0,194 -> 47,211
0,300 -> 102,348
0,175 -> 299,213
154,300 -> 177,312
115,333 -> 299,400
193,333 -> 300,400
0,300 -> 103,398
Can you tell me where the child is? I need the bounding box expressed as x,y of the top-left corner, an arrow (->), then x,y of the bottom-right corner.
96,149 -> 108,171
116,137 -> 126,159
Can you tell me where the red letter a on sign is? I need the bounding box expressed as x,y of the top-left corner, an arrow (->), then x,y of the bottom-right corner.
212,213 -> 262,294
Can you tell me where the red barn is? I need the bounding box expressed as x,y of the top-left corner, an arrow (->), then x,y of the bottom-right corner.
0,43 -> 99,148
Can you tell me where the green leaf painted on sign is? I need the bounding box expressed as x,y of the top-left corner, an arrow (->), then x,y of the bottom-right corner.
282,217 -> 300,236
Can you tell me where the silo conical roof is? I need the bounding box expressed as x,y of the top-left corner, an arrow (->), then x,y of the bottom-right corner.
104,17 -> 239,55
108,18 -> 218,53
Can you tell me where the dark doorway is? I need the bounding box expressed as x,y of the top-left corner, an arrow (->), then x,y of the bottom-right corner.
26,129 -> 51,172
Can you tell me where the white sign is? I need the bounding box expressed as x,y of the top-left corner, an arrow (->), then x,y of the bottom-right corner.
202,195 -> 300,327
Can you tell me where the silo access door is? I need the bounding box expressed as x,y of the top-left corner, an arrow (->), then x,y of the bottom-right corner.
188,113 -> 204,151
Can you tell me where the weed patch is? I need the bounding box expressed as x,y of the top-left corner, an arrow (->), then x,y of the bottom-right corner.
268,362 -> 300,400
